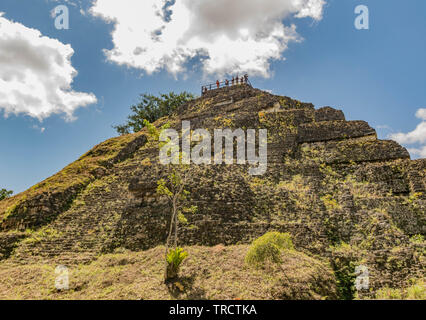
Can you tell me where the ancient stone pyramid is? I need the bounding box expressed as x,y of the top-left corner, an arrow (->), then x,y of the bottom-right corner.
0,84 -> 424,295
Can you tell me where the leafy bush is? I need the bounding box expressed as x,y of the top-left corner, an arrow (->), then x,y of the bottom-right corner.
245,232 -> 294,267
329,242 -> 358,300
166,247 -> 188,279
333,260 -> 356,300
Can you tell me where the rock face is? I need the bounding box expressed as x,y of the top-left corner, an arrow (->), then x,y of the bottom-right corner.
0,84 -> 424,297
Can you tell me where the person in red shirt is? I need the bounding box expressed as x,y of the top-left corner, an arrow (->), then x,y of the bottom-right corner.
216,80 -> 220,88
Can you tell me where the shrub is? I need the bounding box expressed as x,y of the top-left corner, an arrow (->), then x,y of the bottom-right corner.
166,247 -> 188,279
329,242 -> 359,300
245,232 -> 294,267
333,260 -> 356,300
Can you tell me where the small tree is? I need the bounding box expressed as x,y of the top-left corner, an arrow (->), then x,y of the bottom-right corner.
114,92 -> 195,135
0,189 -> 13,201
143,119 -> 196,281
157,160 -> 196,281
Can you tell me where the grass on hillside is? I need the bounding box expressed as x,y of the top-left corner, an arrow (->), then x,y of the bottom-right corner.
0,245 -> 337,300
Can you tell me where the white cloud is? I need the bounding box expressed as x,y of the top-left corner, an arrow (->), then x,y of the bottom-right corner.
407,146 -> 426,158
90,0 -> 326,78
390,108 -> 426,159
415,108 -> 426,121
0,13 -> 97,121
390,109 -> 426,145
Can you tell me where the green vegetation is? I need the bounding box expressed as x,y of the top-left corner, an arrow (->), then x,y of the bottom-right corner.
329,242 -> 359,300
245,232 -> 294,267
333,261 -> 356,300
166,247 -> 188,280
157,163 -> 193,281
114,92 -> 194,135
143,119 -> 170,146
410,234 -> 424,244
143,119 -> 195,281
375,279 -> 425,300
0,189 -> 13,201
22,228 -> 63,244
321,194 -> 341,212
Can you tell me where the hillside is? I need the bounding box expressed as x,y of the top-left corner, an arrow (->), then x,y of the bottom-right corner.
0,84 -> 424,300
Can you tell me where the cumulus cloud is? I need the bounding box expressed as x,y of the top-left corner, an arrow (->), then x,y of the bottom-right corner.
390,108 -> 426,158
0,13 -> 97,121
90,0 -> 326,78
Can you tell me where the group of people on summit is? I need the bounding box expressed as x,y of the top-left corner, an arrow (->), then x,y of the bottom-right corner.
202,74 -> 249,94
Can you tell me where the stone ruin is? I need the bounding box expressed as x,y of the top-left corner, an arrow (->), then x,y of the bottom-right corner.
0,84 -> 424,297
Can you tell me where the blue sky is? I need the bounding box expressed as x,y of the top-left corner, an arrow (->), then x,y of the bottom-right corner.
0,0 -> 425,194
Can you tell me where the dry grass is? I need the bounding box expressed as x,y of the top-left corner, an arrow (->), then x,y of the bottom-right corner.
0,245 -> 337,300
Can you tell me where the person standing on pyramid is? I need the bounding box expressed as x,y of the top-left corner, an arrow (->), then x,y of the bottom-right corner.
216,80 -> 220,88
